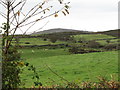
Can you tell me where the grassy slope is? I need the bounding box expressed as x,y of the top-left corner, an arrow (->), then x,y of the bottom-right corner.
73,34 -> 119,45
96,39 -> 120,45
74,34 -> 116,41
20,49 -> 118,87
16,38 -> 67,45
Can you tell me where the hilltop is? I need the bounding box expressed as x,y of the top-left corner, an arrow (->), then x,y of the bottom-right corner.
31,28 -> 119,38
97,29 -> 119,38
31,28 -> 92,35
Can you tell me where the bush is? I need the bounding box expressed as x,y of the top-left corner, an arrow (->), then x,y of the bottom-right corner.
69,46 -> 79,54
49,37 -> 57,43
78,37 -> 87,43
69,46 -> 102,54
86,40 -> 102,48
2,46 -> 21,88
104,44 -> 119,50
106,40 -> 110,43
43,38 -> 47,41
25,42 -> 30,44
31,76 -> 119,88
117,44 -> 120,50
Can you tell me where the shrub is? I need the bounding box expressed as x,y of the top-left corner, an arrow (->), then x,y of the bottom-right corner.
106,40 -> 110,43
2,46 -> 21,88
25,42 -> 30,44
86,40 -> 102,48
69,46 -> 102,54
43,38 -> 47,41
69,46 -> 79,54
103,44 -> 118,50
49,36 -> 57,43
31,76 -> 119,88
117,44 -> 120,50
78,37 -> 87,43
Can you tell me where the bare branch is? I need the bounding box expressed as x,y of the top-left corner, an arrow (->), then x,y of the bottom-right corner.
24,2 -> 45,19
10,1 -> 22,12
45,63 -> 69,83
35,21 -> 49,33
21,2 -> 45,24
0,1 -> 7,8
29,6 -> 53,18
23,22 -> 36,35
10,0 -> 17,6
0,11 -> 7,19
11,5 -> 19,25
17,0 -> 27,22
18,7 -> 64,28
0,0 -> 7,5
19,0 -> 27,11
23,20 -> 49,35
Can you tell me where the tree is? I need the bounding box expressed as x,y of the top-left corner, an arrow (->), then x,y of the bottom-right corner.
49,35 -> 58,43
0,0 -> 70,88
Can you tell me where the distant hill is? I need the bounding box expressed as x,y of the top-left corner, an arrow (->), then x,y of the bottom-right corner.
30,28 -> 119,38
97,29 -> 120,38
31,28 -> 92,35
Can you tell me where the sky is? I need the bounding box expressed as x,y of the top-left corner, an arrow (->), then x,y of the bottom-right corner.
0,0 -> 119,34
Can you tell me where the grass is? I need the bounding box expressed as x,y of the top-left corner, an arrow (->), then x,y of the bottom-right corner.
12,38 -> 67,46
74,34 -> 116,41
20,49 -> 118,87
96,39 -> 120,45
19,48 -> 70,58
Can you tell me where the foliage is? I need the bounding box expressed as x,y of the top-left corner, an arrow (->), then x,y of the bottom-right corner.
86,40 -> 102,48
2,45 -> 21,88
69,46 -> 79,54
78,37 -> 87,43
68,46 -> 102,54
106,40 -> 110,43
103,43 -> 119,50
100,29 -> 120,38
32,76 -> 119,88
41,33 -> 75,42
49,35 -> 58,43
25,42 -> 30,44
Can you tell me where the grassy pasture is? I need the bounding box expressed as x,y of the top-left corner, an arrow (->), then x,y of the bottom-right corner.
74,34 -> 116,41
8,33 -> 119,87
12,38 -> 67,46
96,39 -> 120,45
20,48 -> 118,87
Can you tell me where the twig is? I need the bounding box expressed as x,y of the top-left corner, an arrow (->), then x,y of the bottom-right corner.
45,63 -> 69,83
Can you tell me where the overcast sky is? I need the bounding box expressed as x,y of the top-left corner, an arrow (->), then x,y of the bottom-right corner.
0,0 -> 119,34
44,0 -> 118,32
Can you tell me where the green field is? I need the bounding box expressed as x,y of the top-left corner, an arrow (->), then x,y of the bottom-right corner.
74,34 -> 115,41
9,33 -> 119,87
12,38 -> 67,46
20,48 -> 118,87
